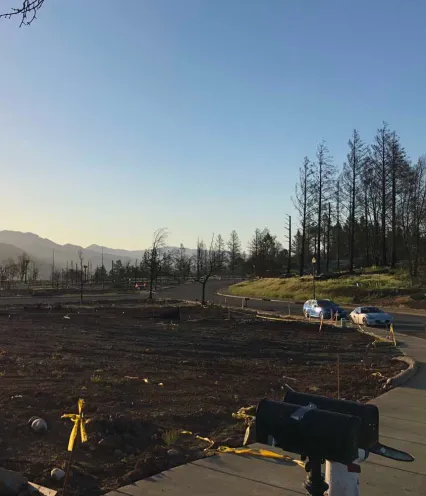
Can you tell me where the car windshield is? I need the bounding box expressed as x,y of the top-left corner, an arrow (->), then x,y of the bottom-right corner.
362,307 -> 383,313
318,300 -> 337,308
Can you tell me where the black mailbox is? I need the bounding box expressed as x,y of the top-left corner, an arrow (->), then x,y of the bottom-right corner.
256,399 -> 361,465
284,391 -> 379,449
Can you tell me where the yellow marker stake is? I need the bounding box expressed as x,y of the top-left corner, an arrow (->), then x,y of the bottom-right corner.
217,447 -> 305,467
61,398 -> 88,451
61,399 -> 88,496
389,323 -> 397,346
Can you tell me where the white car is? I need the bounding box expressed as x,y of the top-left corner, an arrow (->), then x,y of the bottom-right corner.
350,306 -> 393,327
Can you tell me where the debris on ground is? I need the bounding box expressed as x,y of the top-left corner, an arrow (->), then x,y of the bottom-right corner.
50,468 -> 65,481
29,417 -> 47,433
0,303 -> 403,494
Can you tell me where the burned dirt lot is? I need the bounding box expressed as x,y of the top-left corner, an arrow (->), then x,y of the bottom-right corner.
0,303 -> 404,494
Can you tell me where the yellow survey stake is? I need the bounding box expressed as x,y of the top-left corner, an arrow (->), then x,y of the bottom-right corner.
61,398 -> 88,451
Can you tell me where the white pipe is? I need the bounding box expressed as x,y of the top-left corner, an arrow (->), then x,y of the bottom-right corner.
325,450 -> 368,496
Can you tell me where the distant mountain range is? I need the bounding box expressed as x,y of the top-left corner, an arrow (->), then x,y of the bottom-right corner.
0,230 -> 195,279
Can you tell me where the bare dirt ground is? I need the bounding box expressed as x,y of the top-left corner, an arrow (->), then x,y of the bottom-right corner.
0,303 -> 404,495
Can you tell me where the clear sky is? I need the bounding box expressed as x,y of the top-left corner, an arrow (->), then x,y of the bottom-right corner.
1,0 -> 425,250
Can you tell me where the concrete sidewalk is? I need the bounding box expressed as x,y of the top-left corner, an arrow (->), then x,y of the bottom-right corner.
107,332 -> 426,496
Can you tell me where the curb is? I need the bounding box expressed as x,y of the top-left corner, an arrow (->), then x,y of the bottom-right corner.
217,291 -> 426,317
386,356 -> 419,388
353,326 -> 419,389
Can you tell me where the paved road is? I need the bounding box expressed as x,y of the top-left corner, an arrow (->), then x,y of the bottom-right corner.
159,280 -> 426,339
0,280 -> 425,338
0,292 -> 149,306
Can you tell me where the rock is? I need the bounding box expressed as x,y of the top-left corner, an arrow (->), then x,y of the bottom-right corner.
50,468 -> 65,481
167,448 -> 180,457
28,416 -> 40,426
31,418 -> 47,433
0,467 -> 28,496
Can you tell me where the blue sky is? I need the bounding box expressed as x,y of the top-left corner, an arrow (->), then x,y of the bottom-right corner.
1,0 -> 425,250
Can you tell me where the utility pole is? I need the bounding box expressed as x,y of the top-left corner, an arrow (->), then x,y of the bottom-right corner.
134,259 -> 138,287
326,202 -> 331,272
285,214 -> 292,274
51,249 -> 55,288
336,181 -> 341,270
101,246 -> 104,289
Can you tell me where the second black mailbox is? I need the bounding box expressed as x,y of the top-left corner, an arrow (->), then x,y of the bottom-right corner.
284,391 -> 379,450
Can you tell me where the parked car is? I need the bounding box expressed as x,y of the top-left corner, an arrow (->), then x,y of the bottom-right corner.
303,299 -> 347,320
349,306 -> 393,327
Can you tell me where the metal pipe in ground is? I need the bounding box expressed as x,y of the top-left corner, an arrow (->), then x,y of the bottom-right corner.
325,449 -> 367,496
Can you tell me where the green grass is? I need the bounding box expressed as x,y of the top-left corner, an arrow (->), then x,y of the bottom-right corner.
228,271 -> 413,305
161,429 -> 180,446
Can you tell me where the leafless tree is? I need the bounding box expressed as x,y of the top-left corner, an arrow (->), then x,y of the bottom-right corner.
371,123 -> 392,266
192,236 -> 218,305
342,129 -> 367,272
227,230 -> 242,280
0,266 -> 8,290
6,259 -> 18,287
18,252 -> 31,283
292,157 -> 314,275
144,228 -> 168,299
173,244 -> 191,283
0,0 -> 45,26
214,234 -> 226,274
313,141 -> 335,274
400,157 -> 426,279
29,261 -> 39,284
389,132 -> 408,268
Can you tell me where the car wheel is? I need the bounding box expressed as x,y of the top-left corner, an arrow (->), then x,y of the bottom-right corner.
363,317 -> 368,326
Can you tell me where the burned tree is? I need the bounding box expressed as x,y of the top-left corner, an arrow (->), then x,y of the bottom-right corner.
293,157 -> 314,276
0,0 -> 45,26
144,228 -> 168,299
312,142 -> 335,274
342,129 -> 367,272
371,123 -> 391,266
227,230 -> 242,280
18,252 -> 31,283
192,236 -> 218,305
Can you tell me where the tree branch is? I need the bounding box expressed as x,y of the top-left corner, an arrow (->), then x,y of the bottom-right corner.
1,0 -> 45,26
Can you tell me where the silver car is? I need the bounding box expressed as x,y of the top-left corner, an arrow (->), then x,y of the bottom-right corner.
350,306 -> 393,327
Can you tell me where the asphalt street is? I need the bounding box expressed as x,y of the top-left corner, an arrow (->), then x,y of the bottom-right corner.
159,280 -> 426,340
0,280 -> 425,338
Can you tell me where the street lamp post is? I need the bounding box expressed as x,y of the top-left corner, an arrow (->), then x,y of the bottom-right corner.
312,256 -> 316,299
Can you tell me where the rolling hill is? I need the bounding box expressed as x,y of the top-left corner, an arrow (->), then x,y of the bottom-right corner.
0,230 -> 195,279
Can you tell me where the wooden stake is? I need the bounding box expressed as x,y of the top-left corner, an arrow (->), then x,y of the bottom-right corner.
62,440 -> 77,496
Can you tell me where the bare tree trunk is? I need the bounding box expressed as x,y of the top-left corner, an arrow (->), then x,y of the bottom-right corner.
326,203 -> 331,272
202,280 -> 207,305
336,181 -> 341,270
381,136 -> 387,266
364,190 -> 370,266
